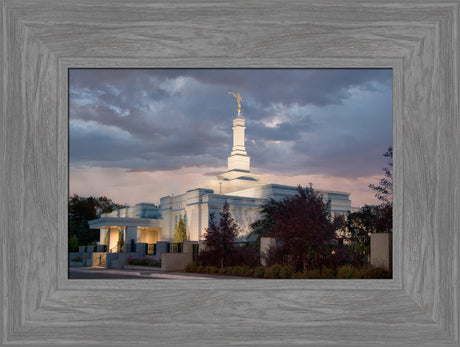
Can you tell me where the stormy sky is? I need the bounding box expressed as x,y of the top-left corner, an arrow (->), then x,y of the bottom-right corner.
69,68 -> 392,207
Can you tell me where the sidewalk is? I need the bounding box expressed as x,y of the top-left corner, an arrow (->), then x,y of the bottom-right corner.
69,266 -> 211,279
68,266 -> 252,280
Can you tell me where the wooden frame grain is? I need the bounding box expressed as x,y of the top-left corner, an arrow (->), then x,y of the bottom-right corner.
1,1 -> 459,345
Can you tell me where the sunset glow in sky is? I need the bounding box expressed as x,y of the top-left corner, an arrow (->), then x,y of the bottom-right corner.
69,69 -> 392,207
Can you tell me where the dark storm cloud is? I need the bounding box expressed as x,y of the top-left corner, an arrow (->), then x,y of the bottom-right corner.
184,68 -> 391,107
69,68 -> 392,178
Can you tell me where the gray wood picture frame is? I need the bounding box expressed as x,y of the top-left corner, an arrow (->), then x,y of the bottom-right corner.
1,0 -> 459,345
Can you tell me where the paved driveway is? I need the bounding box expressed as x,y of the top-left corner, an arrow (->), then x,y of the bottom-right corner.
68,267 -> 252,280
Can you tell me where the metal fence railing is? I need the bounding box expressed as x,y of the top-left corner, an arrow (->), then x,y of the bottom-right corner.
99,253 -> 106,266
233,242 -> 257,248
146,244 -> 156,255
192,244 -> 199,262
169,243 -> 183,253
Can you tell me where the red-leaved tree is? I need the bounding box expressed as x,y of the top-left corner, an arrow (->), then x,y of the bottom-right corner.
271,185 -> 336,272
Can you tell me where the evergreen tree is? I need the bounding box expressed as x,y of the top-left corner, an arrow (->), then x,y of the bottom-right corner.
174,217 -> 188,243
203,202 -> 240,268
68,234 -> 79,252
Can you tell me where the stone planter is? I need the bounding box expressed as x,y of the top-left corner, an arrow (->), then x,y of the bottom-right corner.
370,232 -> 392,272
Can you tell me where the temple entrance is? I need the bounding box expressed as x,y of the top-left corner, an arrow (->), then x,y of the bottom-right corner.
107,227 -> 125,253
138,227 -> 160,244
138,227 -> 160,255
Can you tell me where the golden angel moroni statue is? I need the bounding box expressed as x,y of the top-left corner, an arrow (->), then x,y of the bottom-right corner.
228,92 -> 242,116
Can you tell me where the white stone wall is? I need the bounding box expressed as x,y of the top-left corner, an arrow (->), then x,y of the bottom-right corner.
157,184 -> 356,243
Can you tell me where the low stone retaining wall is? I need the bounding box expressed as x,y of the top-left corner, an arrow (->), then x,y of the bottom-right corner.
69,261 -> 85,267
161,252 -> 193,272
69,252 -> 86,267
370,232 -> 392,271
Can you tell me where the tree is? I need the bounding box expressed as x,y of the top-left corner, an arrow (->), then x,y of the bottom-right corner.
369,146 -> 393,204
372,202 -> 392,233
174,217 -> 187,243
248,198 -> 285,239
251,185 -> 338,272
342,205 -> 375,256
369,146 -> 393,233
68,234 -> 79,252
68,194 -> 126,246
336,147 -> 394,261
202,202 -> 240,268
274,185 -> 337,272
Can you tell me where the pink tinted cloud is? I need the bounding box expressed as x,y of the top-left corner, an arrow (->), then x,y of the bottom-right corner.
70,166 -> 381,207
69,166 -> 219,205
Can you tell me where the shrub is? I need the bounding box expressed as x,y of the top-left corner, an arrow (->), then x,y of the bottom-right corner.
220,267 -> 231,275
127,256 -> 161,267
264,264 -> 283,278
321,247 -> 368,269
279,265 -> 295,279
337,265 -> 357,279
253,267 -> 265,278
365,266 -> 391,279
242,265 -> 255,277
184,263 -> 197,273
292,271 -> 309,279
320,266 -> 336,279
203,265 -> 216,274
185,262 -> 390,279
352,267 -> 367,279
352,265 -> 391,279
230,266 -> 244,277
304,268 -> 321,279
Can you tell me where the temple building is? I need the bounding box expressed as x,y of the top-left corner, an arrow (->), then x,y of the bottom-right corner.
88,111 -> 357,255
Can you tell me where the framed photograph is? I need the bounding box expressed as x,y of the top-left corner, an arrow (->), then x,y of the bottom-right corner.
1,1 -> 458,346
68,68 -> 393,279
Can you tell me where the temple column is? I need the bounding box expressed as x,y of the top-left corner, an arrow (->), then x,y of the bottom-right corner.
125,226 -> 138,252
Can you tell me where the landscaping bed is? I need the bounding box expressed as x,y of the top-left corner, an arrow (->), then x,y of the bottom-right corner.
127,256 -> 161,267
185,263 -> 391,279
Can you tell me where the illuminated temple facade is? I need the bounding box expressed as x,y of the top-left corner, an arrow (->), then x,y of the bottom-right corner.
89,113 -> 357,253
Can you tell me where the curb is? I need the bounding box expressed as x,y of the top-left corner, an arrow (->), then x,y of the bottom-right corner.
69,268 -> 142,277
123,265 -> 162,271
69,267 -> 210,279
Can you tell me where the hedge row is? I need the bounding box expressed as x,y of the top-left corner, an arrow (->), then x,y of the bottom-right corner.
184,263 -> 391,279
127,257 -> 161,267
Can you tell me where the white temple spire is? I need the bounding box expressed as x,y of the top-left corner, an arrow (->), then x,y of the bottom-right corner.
228,116 -> 250,172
